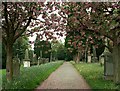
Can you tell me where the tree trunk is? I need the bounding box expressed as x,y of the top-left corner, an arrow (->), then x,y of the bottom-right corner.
50,52 -> 52,62
113,45 -> 120,85
76,52 -> 80,63
85,46 -> 88,63
73,54 -> 77,63
6,44 -> 13,81
92,46 -> 98,62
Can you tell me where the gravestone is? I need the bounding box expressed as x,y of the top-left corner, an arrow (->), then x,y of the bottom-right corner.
38,51 -> 43,65
13,57 -> 20,76
33,54 -> 37,64
40,58 -> 49,64
92,46 -> 98,62
45,58 -> 49,63
38,56 -> 41,65
23,49 -> 30,67
101,45 -> 113,80
99,55 -> 104,66
50,52 -> 52,62
41,58 -> 46,64
103,51 -> 113,80
87,50 -> 91,63
102,38 -> 114,80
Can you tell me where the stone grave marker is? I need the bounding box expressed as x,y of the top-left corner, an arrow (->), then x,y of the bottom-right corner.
13,57 -> 20,76
99,55 -> 104,66
102,47 -> 114,80
23,49 -> 30,67
88,50 -> 91,63
101,38 -> 114,80
103,51 -> 113,80
92,46 -> 98,62
38,56 -> 41,65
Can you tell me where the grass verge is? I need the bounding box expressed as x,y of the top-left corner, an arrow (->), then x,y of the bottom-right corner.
71,61 -> 118,90
1,61 -> 63,90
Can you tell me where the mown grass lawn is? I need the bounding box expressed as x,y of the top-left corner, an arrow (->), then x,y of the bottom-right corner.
1,61 -> 63,90
71,61 -> 118,90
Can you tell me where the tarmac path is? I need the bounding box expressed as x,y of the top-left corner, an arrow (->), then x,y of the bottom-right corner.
36,62 -> 91,90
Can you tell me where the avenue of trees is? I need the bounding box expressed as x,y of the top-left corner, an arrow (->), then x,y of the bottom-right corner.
62,2 -> 120,84
2,2 -> 120,85
2,2 -> 66,81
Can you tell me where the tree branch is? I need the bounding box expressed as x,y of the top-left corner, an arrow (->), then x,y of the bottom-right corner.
77,17 -> 114,41
2,2 -> 9,36
85,26 -> 114,41
3,2 -> 9,29
13,22 -> 20,36
14,16 -> 32,42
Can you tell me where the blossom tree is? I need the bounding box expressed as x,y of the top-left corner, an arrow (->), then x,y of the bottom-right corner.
62,2 -> 120,84
2,2 -> 66,81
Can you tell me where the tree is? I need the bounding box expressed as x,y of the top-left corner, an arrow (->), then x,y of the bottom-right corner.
56,42 -> 66,60
2,36 -> 29,69
0,42 -> 3,69
51,40 -> 66,61
29,49 -> 34,61
65,29 -> 105,63
34,35 -> 51,61
62,2 -> 120,84
2,2 -> 65,81
2,2 -> 39,81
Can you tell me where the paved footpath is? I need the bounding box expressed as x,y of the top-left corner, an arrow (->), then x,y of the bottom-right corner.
36,62 -> 91,90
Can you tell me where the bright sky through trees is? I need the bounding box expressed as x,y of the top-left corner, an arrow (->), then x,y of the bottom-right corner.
28,2 -> 66,50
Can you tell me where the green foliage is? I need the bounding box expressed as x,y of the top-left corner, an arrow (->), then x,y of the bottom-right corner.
29,50 -> 34,62
13,36 -> 29,60
34,36 -> 51,59
2,61 -> 63,90
57,47 -> 66,60
2,36 -> 29,69
96,44 -> 105,58
71,62 -> 117,90
51,41 -> 66,60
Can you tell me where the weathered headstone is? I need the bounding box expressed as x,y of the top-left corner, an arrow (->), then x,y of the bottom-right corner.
40,58 -> 49,64
50,52 -> 52,62
38,56 -> 41,65
102,38 -> 113,80
33,54 -> 37,62
13,57 -> 20,76
87,50 -> 91,63
23,49 -> 30,67
92,46 -> 98,62
45,58 -> 49,63
103,51 -> 113,80
99,55 -> 104,66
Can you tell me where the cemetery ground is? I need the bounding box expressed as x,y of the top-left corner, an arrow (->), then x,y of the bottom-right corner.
71,61 -> 119,90
1,61 -> 63,90
1,61 -> 120,90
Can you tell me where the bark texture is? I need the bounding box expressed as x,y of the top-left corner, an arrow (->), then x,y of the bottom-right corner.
113,45 -> 120,84
6,44 -> 13,81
